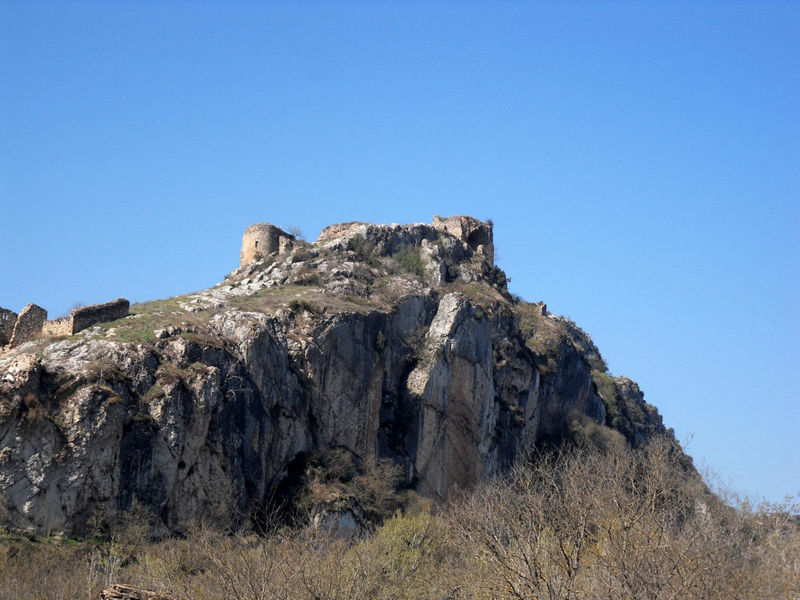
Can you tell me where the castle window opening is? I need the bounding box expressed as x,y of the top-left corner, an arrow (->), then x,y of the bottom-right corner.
255,241 -> 259,247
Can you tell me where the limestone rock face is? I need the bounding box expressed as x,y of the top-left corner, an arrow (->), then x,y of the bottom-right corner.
407,293 -> 496,498
0,216 -> 669,536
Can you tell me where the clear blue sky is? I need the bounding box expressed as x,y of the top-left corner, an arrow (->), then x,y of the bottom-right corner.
1,1 -> 798,504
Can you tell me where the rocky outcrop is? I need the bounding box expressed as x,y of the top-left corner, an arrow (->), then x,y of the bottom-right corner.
407,293 -> 496,498
0,216 -> 670,537
432,215 -> 494,265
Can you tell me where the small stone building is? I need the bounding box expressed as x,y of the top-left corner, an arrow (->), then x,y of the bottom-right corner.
240,223 -> 295,267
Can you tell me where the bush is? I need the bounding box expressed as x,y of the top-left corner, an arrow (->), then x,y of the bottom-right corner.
1,439 -> 796,600
292,245 -> 313,262
448,437 -> 800,600
288,299 -> 316,314
291,263 -> 319,286
391,246 -> 426,279
290,449 -> 408,526
347,234 -> 380,265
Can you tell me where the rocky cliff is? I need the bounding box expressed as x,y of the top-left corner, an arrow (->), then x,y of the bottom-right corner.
0,217 -> 668,536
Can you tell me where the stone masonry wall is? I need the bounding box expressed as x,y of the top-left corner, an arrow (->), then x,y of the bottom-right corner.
41,317 -> 72,337
2,299 -> 131,350
240,223 -> 295,266
70,298 -> 130,334
9,304 -> 47,348
0,308 -> 17,346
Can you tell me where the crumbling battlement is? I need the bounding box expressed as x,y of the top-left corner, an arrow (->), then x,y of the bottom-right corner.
0,308 -> 17,346
432,215 -> 494,266
9,304 -> 47,348
41,317 -> 72,337
2,298 -> 130,350
70,298 -> 130,334
240,223 -> 295,266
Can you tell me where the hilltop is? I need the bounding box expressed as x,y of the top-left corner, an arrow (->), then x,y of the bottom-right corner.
1,216 -> 672,537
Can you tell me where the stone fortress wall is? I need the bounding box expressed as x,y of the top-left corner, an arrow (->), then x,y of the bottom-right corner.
41,316 -> 72,337
1,298 -> 130,350
9,304 -> 47,348
240,223 -> 295,267
70,298 -> 130,334
0,308 -> 17,346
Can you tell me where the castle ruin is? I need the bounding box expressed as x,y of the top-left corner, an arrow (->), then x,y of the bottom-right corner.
0,308 -> 17,346
9,304 -> 47,348
1,298 -> 130,350
240,223 -> 295,267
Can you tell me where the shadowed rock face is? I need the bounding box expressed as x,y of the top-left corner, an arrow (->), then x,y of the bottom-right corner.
0,216 -> 666,536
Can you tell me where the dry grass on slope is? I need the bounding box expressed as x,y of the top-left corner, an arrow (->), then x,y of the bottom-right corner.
1,437 -> 797,600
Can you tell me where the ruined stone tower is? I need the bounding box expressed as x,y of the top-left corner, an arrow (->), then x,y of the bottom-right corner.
240,223 -> 295,267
